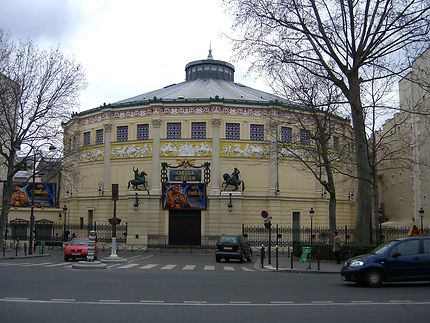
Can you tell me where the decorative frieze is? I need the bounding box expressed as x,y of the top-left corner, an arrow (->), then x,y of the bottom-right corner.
220,141 -> 269,158
111,143 -> 152,159
160,141 -> 212,157
80,146 -> 104,162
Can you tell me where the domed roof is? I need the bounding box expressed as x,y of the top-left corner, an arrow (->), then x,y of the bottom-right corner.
113,51 -> 287,106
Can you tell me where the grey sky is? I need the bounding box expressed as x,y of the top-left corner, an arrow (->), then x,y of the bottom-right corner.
0,0 -> 268,112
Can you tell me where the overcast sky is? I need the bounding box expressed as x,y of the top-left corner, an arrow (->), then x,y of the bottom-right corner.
0,0 -> 269,112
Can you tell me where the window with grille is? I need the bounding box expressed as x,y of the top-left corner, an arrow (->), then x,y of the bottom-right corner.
96,129 -> 104,145
300,129 -> 311,145
281,126 -> 292,143
225,123 -> 240,140
137,124 -> 149,140
191,122 -> 206,139
250,124 -> 264,141
167,122 -> 181,139
83,131 -> 91,146
117,126 -> 128,142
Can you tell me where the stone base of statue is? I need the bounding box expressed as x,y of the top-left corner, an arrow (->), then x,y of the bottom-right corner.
72,260 -> 108,270
101,237 -> 128,264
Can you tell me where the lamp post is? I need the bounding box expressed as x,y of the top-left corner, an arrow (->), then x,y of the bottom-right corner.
378,207 -> 383,244
308,207 -> 314,269
62,205 -> 68,242
419,207 -> 424,235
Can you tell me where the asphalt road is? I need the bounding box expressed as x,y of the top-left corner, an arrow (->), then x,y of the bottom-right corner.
1,250 -> 430,323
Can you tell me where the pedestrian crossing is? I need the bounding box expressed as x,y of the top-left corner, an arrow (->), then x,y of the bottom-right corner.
0,261 -> 256,272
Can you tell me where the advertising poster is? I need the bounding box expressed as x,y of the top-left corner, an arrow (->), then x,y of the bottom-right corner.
162,183 -> 206,210
10,182 -> 56,207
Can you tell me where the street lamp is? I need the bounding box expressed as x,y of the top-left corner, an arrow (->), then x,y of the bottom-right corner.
378,207 -> 383,244
227,193 -> 233,213
419,207 -> 424,235
308,207 -> 314,269
62,205 -> 68,242
28,145 -> 56,255
98,181 -> 104,195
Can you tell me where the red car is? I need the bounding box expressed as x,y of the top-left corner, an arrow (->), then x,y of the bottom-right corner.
64,237 -> 97,261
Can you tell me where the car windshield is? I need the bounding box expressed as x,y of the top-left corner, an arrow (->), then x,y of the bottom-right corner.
219,236 -> 239,244
371,240 -> 397,255
70,239 -> 88,246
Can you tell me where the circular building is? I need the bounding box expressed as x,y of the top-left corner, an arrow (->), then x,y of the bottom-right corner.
61,51 -> 355,247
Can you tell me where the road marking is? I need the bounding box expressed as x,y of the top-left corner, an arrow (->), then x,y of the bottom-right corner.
351,301 -> 372,303
230,301 -> 251,304
51,298 -> 76,302
270,301 -> 294,304
45,263 -> 70,267
241,267 -> 254,271
224,266 -> 235,271
99,299 -> 120,303
184,301 -> 207,304
140,300 -> 165,303
118,263 -> 139,269
107,264 -> 122,268
389,300 -> 413,303
204,265 -> 215,270
140,264 -> 158,269
3,297 -> 29,301
161,264 -> 176,270
183,265 -> 196,270
21,262 -> 52,267
311,301 -> 334,304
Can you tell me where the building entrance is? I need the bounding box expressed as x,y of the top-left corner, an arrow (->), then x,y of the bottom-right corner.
168,210 -> 201,246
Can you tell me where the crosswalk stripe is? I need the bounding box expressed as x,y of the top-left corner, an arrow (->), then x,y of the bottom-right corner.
161,264 -> 176,270
241,267 -> 255,271
224,266 -> 235,271
21,262 -> 52,267
118,263 -> 139,269
204,265 -> 215,271
140,264 -> 158,269
183,265 -> 196,270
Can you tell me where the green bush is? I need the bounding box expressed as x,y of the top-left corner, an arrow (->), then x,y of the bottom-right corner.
294,242 -> 376,261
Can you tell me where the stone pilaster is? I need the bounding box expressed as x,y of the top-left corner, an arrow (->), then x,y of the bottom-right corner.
210,118 -> 221,195
151,119 -> 161,195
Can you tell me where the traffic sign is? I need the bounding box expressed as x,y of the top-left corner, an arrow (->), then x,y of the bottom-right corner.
261,210 -> 269,218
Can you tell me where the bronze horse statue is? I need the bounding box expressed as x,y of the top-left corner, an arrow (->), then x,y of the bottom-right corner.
222,168 -> 245,191
128,167 -> 149,193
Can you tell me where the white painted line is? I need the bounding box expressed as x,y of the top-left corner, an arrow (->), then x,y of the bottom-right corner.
118,263 -> 139,269
140,264 -> 158,269
311,301 -> 334,304
270,301 -> 294,304
107,264 -> 122,268
45,263 -> 70,267
21,262 -> 52,267
51,298 -> 76,302
389,300 -> 413,303
183,265 -> 196,270
99,299 -> 121,303
230,301 -> 251,304
204,265 -> 215,271
140,300 -> 165,303
351,301 -> 373,303
224,266 -> 235,271
184,301 -> 207,304
241,267 -> 254,271
161,264 -> 176,270
3,297 -> 29,301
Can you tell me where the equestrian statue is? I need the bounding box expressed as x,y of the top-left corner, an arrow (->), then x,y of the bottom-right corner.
222,167 -> 245,191
128,167 -> 149,193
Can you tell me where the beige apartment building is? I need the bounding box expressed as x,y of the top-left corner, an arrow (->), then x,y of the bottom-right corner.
379,48 -> 430,229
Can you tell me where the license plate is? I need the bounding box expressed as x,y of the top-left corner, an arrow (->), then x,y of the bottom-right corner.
72,252 -> 81,256
223,247 -> 232,250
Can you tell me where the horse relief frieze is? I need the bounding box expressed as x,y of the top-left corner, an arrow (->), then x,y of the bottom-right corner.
220,142 -> 269,159
111,143 -> 152,159
160,141 -> 212,157
80,147 -> 104,162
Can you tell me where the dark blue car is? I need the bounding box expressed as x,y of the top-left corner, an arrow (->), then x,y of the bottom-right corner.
341,236 -> 430,287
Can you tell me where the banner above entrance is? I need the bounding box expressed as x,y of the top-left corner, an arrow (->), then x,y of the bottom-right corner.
162,183 -> 207,210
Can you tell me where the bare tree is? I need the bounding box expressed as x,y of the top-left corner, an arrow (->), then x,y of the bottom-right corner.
0,30 -> 86,251
270,66 -> 352,234
226,0 -> 430,244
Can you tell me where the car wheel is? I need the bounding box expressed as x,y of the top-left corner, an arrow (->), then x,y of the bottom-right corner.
64,257 -> 68,262
216,256 -> 221,263
364,269 -> 383,287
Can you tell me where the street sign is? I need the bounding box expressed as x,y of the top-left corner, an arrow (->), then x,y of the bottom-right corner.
261,210 -> 269,218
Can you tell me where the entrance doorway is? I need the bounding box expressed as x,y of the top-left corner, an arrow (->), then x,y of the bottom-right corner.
168,210 -> 201,246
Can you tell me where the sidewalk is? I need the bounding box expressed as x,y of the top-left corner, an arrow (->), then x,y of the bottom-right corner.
256,254 -> 342,274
